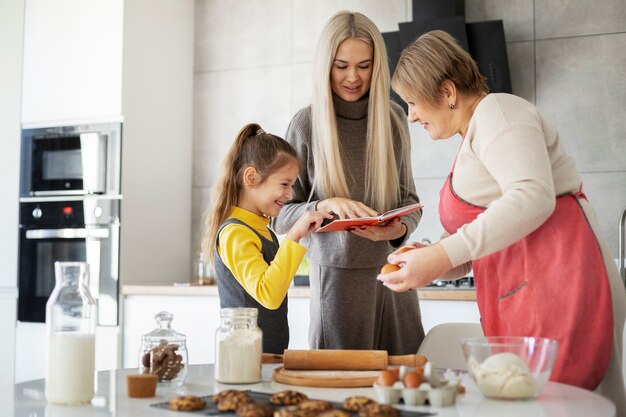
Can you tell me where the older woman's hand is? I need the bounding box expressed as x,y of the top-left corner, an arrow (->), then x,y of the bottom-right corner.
377,243 -> 453,292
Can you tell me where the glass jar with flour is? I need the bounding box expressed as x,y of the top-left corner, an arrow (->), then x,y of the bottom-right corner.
214,307 -> 262,383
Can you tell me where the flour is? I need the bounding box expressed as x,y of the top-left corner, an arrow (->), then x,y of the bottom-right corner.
215,328 -> 262,383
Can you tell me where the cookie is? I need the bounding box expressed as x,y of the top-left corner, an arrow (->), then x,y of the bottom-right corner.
237,403 -> 276,417
269,390 -> 308,405
341,396 -> 377,412
358,404 -> 399,417
298,400 -> 333,412
319,410 -> 351,417
216,391 -> 253,411
168,395 -> 206,411
274,405 -> 317,417
210,389 -> 243,403
142,340 -> 185,381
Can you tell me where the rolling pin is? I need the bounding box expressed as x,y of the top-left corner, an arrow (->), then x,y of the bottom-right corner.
282,349 -> 427,370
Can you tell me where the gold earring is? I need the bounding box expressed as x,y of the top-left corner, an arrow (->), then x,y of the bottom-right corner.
449,103 -> 456,110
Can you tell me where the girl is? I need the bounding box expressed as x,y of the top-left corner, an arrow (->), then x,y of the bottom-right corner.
201,123 -> 330,354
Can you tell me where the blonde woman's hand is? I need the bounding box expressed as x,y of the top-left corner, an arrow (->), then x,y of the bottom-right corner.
286,210 -> 333,243
350,217 -> 407,241
317,197 -> 379,220
377,243 -> 453,292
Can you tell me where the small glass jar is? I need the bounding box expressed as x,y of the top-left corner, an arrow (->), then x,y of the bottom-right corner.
45,262 -> 97,405
139,311 -> 188,388
214,307 -> 262,384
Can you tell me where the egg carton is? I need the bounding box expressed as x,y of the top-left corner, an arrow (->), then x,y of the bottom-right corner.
372,363 -> 461,407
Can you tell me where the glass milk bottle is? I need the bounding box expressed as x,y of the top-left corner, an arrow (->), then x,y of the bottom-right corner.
45,262 -> 97,405
214,307 -> 262,384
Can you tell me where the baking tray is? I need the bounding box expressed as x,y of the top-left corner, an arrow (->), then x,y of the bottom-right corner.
151,390 -> 434,416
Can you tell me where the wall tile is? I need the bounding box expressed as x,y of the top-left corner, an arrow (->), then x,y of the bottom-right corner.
580,172 -> 626,259
506,41 -> 535,103
193,65 -> 292,187
465,0 -> 534,42
194,0 -> 292,72
535,0 -> 626,39
535,33 -> 626,172
292,0 -> 409,63
409,123 -> 461,178
191,186 -> 212,258
290,62 -> 313,121
408,177 -> 447,244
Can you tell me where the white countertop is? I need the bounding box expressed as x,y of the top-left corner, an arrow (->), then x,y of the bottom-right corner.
121,285 -> 477,301
2,364 -> 615,417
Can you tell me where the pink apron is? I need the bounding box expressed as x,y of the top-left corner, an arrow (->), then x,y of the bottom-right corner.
439,158 -> 613,389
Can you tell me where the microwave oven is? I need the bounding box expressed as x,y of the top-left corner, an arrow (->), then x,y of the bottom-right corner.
20,122 -> 122,197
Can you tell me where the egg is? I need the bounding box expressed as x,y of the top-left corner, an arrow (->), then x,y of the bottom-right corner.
396,246 -> 415,254
376,370 -> 396,387
380,263 -> 400,274
403,371 -> 424,388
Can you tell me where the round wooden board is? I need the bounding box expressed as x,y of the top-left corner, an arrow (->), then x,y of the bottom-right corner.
272,366 -> 379,388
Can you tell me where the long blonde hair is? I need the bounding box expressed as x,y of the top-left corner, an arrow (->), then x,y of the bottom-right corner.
201,123 -> 298,267
311,11 -> 409,212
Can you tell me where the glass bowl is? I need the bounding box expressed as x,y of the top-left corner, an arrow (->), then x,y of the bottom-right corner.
461,336 -> 558,400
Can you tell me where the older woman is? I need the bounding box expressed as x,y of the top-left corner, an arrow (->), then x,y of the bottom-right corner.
379,30 -> 626,412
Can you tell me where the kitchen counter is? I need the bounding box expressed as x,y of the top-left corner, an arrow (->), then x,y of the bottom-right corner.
122,285 -> 476,301
2,364 -> 615,417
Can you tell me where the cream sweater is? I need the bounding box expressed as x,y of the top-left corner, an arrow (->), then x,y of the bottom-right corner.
439,93 -> 582,267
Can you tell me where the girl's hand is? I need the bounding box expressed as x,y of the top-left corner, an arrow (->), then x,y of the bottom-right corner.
317,197 -> 379,220
377,243 -> 453,292
286,211 -> 333,243
350,217 -> 407,242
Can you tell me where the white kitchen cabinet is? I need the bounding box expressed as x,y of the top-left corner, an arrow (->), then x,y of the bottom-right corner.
21,0 -> 123,124
419,299 -> 481,334
122,294 -> 222,368
0,292 -> 17,386
121,288 -> 480,367
122,292 -> 311,367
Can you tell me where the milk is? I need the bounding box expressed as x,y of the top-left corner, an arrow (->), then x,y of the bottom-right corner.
45,333 -> 96,405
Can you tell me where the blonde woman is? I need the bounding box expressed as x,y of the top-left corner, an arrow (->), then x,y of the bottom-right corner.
272,11 -> 424,354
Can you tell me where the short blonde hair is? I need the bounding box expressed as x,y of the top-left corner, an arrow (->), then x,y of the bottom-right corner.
392,30 -> 488,106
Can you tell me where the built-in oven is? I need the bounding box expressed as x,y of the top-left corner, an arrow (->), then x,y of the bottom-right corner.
20,122 -> 121,197
18,197 -> 120,326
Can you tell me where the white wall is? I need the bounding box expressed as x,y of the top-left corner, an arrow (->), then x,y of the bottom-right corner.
120,0 -> 195,285
0,0 -> 24,388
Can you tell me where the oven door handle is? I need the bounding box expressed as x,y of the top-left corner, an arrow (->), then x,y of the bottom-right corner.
25,228 -> 110,239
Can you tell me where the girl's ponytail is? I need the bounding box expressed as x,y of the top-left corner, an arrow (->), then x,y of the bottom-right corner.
201,123 -> 261,267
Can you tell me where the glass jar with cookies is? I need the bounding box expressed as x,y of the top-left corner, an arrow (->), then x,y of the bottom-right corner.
139,311 -> 188,388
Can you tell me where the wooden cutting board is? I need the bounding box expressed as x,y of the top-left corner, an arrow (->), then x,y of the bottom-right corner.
272,366 -> 379,388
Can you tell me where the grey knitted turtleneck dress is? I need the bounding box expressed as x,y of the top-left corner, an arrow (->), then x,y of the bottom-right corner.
272,94 -> 425,355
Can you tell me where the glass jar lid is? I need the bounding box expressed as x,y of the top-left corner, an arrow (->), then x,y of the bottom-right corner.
220,307 -> 258,319
141,311 -> 186,343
